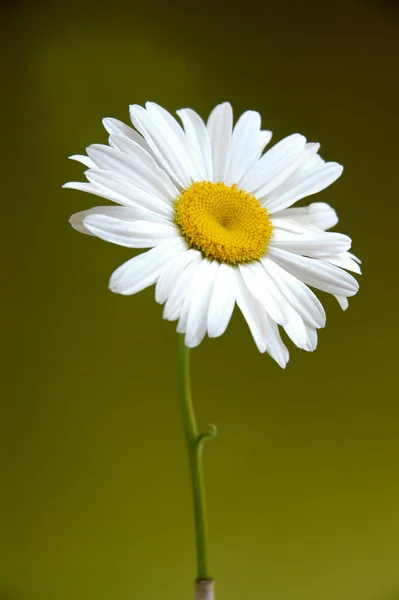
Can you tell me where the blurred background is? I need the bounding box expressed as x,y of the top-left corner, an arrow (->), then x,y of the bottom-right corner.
2,0 -> 399,598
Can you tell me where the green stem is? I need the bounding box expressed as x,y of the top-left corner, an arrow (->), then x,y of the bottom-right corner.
177,334 -> 215,582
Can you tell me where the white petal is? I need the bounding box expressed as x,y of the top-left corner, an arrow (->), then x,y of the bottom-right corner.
86,144 -> 178,203
259,142 -> 324,208
242,258 -> 323,351
283,310 -> 315,351
261,256 -> 326,328
268,247 -> 359,297
83,215 -> 180,248
155,248 -> 202,305
335,296 -> 349,310
85,170 -> 173,219
130,104 -> 193,188
237,268 -> 291,365
348,252 -> 361,264
207,263 -> 237,338
184,260 -> 219,348
69,154 -> 96,169
177,108 -> 213,181
241,134 -> 307,198
235,269 -> 267,353
239,262 -> 288,325
163,256 -> 203,322
225,110 -> 272,185
272,202 -> 338,231
63,180 -> 129,207
301,150 -> 325,171
270,226 -> 352,256
321,252 -> 362,274
64,180 -> 171,226
207,102 -> 233,182
146,102 -> 188,145
109,238 -> 186,295
264,161 -> 343,213
176,258 -> 211,335
304,323 -> 318,351
102,117 -> 153,154
70,205 -> 145,235
262,315 -> 289,368
106,134 -> 178,197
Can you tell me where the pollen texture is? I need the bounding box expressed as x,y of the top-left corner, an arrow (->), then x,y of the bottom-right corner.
174,181 -> 273,264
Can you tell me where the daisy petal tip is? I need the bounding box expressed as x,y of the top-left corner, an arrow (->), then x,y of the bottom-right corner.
154,289 -> 163,305
349,252 -> 361,265
102,117 -> 113,130
108,277 -> 117,293
270,349 -> 289,369
207,330 -> 220,340
291,133 -> 307,145
348,279 -> 360,296
331,162 -> 344,178
129,103 -> 143,117
218,101 -> 232,110
335,296 -> 349,311
63,180 -> 85,190
145,101 -> 162,111
68,213 -> 80,229
184,336 -> 201,350
108,279 -> 124,295
163,305 -> 178,322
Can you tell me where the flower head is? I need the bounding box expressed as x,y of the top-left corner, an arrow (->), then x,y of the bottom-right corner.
65,102 -> 360,367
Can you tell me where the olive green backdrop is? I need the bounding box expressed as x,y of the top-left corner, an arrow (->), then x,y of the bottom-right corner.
2,0 -> 398,598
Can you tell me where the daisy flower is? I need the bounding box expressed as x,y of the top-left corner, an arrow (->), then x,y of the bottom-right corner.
65,102 -> 360,367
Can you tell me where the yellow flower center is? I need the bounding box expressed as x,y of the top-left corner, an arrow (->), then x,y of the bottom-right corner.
174,181 -> 273,264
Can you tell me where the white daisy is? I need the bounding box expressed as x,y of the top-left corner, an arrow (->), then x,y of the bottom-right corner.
64,102 -> 360,367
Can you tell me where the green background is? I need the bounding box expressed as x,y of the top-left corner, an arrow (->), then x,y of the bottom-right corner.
2,0 -> 398,598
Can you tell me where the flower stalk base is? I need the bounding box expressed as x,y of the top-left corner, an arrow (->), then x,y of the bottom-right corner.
195,579 -> 215,600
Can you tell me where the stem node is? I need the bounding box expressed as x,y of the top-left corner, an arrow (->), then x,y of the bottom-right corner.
197,424 -> 218,449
